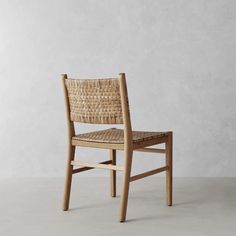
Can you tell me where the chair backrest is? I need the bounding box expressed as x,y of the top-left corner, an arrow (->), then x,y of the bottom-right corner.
62,73 -> 131,127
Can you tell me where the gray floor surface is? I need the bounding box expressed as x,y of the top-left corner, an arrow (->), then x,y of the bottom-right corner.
0,177 -> 236,236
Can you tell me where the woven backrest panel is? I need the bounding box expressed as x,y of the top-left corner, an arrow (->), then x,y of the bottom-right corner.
65,78 -> 123,124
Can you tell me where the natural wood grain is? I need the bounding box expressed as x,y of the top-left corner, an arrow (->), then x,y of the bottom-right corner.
130,166 -> 167,182
135,148 -> 166,154
72,160 -> 112,174
119,73 -> 133,222
166,132 -> 173,206
110,149 -> 116,197
63,144 -> 75,211
62,74 -> 76,211
71,160 -> 124,171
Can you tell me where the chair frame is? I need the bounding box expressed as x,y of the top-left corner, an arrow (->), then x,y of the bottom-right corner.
61,73 -> 173,222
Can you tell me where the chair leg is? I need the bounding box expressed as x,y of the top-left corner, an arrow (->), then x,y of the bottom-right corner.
119,148 -> 133,222
166,132 -> 173,206
62,144 -> 75,211
110,149 -> 116,197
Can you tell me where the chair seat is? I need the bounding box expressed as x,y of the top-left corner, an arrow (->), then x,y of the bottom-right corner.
73,128 -> 168,144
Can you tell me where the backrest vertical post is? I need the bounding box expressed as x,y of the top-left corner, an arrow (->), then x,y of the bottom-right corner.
118,73 -> 133,149
62,74 -> 75,140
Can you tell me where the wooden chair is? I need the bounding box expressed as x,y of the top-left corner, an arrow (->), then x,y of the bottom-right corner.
61,73 -> 173,222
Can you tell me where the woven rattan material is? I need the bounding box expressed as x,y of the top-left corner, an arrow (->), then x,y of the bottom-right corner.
73,128 -> 168,144
65,78 -> 123,124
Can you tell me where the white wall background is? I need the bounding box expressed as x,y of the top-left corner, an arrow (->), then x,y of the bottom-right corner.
0,0 -> 235,177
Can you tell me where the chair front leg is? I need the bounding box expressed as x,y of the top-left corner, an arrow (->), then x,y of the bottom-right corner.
165,132 -> 173,206
110,149 -> 116,197
119,147 -> 133,222
62,144 -> 75,211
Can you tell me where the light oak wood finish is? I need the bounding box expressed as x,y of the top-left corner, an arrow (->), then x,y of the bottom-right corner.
61,73 -> 173,222
72,160 -> 112,174
118,73 -> 133,222
135,147 -> 166,154
166,131 -> 173,206
62,74 -> 76,211
110,149 -> 116,197
71,160 -> 124,171
130,166 -> 168,182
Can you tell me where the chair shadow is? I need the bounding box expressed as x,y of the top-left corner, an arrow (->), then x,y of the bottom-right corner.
126,214 -> 171,223
69,197 -> 120,211
126,199 -> 204,223
172,199 -> 202,206
69,203 -> 110,211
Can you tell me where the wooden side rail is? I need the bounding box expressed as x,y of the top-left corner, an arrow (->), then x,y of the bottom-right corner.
71,160 -> 124,171
130,166 -> 168,182
135,148 -> 166,154
72,160 -> 112,174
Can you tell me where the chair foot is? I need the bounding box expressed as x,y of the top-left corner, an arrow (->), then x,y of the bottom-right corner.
62,145 -> 75,211
119,148 -> 133,223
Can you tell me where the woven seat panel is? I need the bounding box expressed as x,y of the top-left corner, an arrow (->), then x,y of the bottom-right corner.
65,78 -> 123,124
73,128 -> 168,144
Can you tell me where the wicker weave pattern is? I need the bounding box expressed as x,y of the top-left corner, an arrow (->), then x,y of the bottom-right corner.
65,78 -> 123,124
73,128 -> 168,144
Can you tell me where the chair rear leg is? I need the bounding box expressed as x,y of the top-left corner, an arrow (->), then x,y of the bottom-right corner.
166,132 -> 173,206
119,148 -> 133,222
62,144 -> 75,211
110,149 -> 116,197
